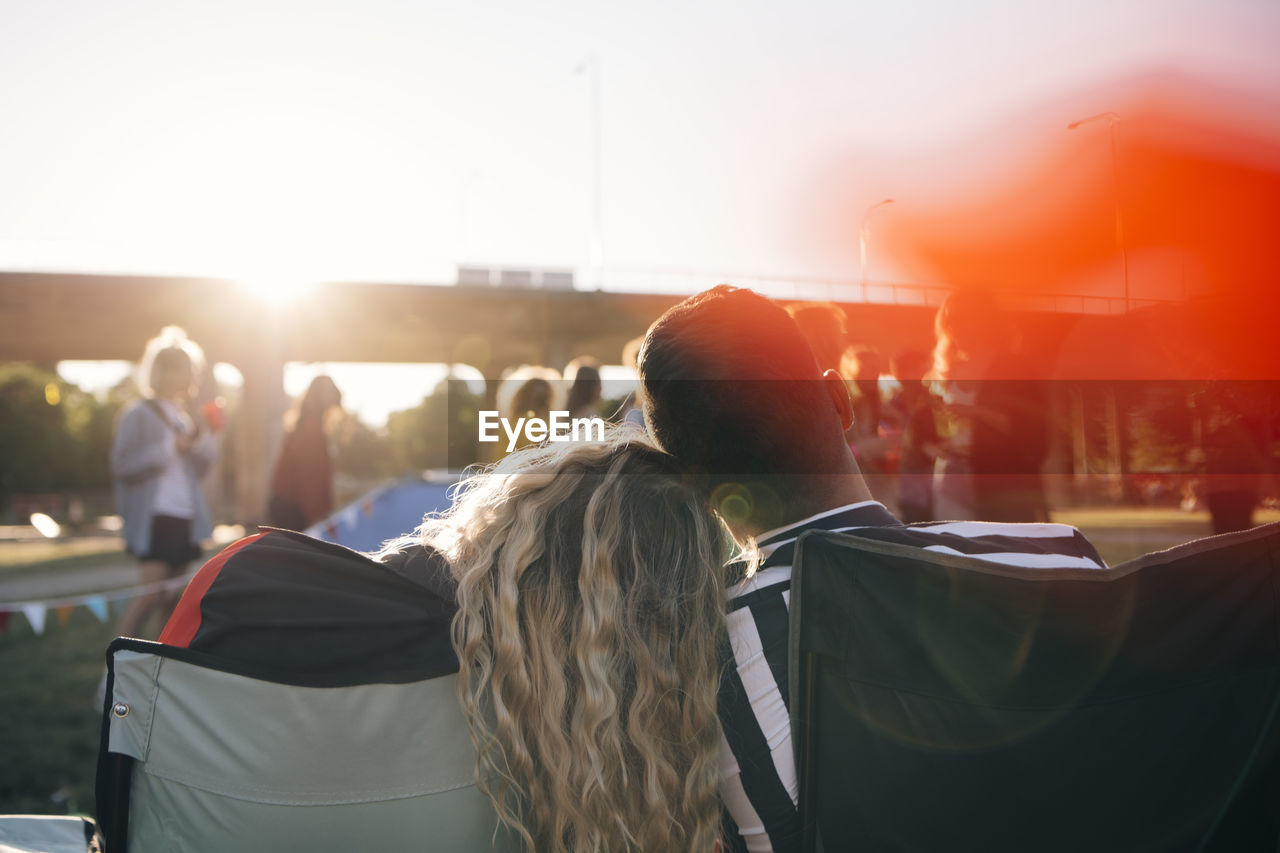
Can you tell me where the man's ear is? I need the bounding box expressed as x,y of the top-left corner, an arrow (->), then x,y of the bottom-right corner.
823,368 -> 854,430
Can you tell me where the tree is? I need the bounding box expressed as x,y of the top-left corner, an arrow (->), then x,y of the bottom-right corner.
383,378 -> 481,474
333,418 -> 396,481
0,364 -> 109,513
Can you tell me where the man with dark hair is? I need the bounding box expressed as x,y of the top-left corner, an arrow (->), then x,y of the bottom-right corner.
640,286 -> 871,535
638,285 -> 1106,853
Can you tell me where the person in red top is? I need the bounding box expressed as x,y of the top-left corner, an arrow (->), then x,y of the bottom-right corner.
267,375 -> 343,530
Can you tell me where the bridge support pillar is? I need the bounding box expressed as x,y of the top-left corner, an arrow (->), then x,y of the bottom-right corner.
231,335 -> 287,527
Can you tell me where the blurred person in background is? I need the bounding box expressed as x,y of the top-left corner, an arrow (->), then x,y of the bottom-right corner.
268,374 -> 344,531
845,346 -> 890,478
889,349 -> 941,522
616,335 -> 647,429
933,289 -> 1050,522
493,366 -> 561,459
787,303 -> 892,476
110,326 -> 219,640
931,294 -> 979,519
786,301 -> 849,374
564,356 -> 603,420
1198,383 -> 1270,535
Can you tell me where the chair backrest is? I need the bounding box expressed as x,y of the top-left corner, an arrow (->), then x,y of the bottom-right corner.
97,639 -> 519,853
790,522 -> 1280,853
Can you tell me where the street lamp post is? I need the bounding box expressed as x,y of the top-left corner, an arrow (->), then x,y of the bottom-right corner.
860,198 -> 895,300
576,54 -> 604,289
1069,111 -> 1129,496
1068,111 -> 1128,312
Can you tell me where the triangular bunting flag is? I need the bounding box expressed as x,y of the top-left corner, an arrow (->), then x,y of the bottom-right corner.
86,596 -> 110,623
22,603 -> 47,635
55,604 -> 74,627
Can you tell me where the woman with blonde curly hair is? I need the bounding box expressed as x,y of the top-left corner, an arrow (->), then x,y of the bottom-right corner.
415,435 -> 729,852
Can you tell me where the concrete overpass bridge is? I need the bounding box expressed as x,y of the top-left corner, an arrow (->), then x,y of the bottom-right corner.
3,270 -> 1178,522
0,271 -> 956,367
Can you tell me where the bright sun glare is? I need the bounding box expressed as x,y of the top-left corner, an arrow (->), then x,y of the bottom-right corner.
238,277 -> 315,307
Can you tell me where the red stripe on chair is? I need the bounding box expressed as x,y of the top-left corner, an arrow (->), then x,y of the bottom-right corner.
160,533 -> 268,648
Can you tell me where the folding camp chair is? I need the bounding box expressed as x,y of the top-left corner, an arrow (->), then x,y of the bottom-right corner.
96,638 -> 519,853
790,522 -> 1280,852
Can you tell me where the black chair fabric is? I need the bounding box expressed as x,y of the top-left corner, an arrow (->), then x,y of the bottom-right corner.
789,522 -> 1280,852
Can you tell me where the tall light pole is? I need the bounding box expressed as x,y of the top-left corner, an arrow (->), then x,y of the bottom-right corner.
860,198 -> 894,299
576,54 -> 603,289
1068,111 -> 1128,311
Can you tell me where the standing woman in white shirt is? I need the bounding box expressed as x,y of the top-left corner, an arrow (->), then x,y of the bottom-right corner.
110,327 -> 218,639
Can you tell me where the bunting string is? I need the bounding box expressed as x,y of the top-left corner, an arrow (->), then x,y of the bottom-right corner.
0,571 -> 196,636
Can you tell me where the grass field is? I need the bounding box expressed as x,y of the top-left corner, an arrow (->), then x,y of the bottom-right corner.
0,608 -> 115,817
1053,507 -> 1280,565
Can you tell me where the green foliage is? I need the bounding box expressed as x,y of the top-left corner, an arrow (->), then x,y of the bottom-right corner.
1127,383 -> 1194,473
383,378 -> 481,473
383,402 -> 432,473
0,364 -> 124,508
334,418 -> 397,479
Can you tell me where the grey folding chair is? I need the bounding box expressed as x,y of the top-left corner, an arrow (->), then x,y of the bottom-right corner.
96,638 -> 519,853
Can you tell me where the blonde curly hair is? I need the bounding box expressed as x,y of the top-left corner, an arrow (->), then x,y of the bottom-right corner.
416,434 -> 728,853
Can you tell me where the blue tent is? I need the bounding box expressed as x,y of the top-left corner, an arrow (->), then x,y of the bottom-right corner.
305,473 -> 459,553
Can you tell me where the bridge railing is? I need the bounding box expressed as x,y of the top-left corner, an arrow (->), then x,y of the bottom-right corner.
594,267 -> 1180,315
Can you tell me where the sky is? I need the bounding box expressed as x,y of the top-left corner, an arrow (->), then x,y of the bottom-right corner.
3,0 -> 1277,284
7,0 -> 1280,420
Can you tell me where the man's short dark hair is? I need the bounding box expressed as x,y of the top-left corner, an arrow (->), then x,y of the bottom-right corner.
638,285 -> 846,492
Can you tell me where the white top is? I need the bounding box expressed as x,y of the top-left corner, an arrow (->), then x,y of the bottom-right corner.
151,399 -> 196,519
